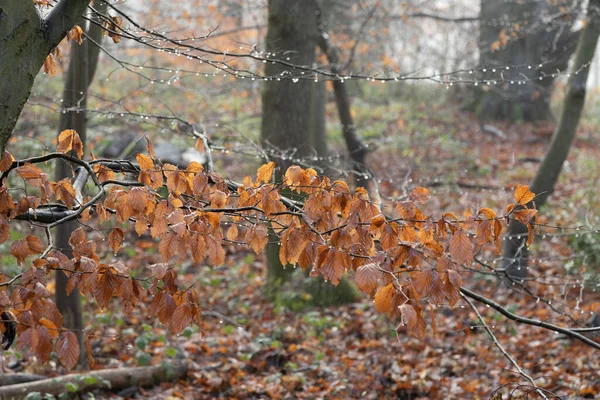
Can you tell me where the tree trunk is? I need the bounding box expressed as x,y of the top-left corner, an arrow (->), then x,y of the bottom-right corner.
261,0 -> 358,305
0,0 -> 91,154
54,1 -> 106,366
502,0 -> 600,278
473,0 -> 580,122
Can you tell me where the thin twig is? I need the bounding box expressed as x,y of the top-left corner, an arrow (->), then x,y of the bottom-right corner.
461,292 -> 548,399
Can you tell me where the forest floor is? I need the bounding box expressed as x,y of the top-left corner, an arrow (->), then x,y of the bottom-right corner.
5,93 -> 600,399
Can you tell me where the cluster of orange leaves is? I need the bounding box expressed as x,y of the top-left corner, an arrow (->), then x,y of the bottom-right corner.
0,130 -> 538,369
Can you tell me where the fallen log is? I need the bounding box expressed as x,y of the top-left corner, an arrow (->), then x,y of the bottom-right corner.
0,362 -> 188,399
0,374 -> 45,387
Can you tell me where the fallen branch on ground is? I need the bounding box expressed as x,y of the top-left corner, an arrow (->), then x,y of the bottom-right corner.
0,362 -> 188,399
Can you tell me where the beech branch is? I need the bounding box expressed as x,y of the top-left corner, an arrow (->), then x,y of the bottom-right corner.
461,286 -> 600,350
43,0 -> 92,50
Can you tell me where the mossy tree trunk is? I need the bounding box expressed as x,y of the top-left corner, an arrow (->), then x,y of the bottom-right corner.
54,1 -> 106,366
502,0 -> 600,279
0,0 -> 91,154
261,0 -> 358,306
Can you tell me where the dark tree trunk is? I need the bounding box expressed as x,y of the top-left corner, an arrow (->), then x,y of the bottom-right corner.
0,0 -> 91,154
54,1 -> 106,366
502,0 -> 600,279
261,0 -> 358,305
474,0 -> 580,122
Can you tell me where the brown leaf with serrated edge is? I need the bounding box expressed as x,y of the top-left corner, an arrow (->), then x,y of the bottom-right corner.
477,207 -> 497,220
475,219 -> 493,246
157,292 -> 176,328
355,263 -> 380,295
0,152 -> 14,172
150,263 -> 169,280
409,187 -> 430,203
256,162 -> 275,184
374,283 -> 394,314
17,163 -> 44,180
51,178 -> 77,209
320,247 -> 348,286
136,153 -> 154,170
94,270 -> 118,308
43,54 -> 56,76
446,270 -> 462,307
105,15 -> 123,43
206,236 -> 224,266
67,25 -> 84,44
186,162 -> 203,174
513,209 -> 538,224
449,229 -> 473,266
210,190 -> 227,209
172,303 -> 193,333
57,129 -> 84,158
108,227 -> 124,254
381,222 -> 399,251
399,304 -> 417,330
56,331 -> 79,370
11,236 -> 43,265
25,235 -> 44,254
279,228 -> 308,266
368,214 -> 386,240
245,224 -> 268,255
93,164 -> 116,183
514,184 -> 535,205
32,326 -> 53,363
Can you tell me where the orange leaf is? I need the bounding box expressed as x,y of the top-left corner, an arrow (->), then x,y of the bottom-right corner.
226,224 -> 239,241
513,209 -> 538,224
38,318 -> 59,338
514,184 -> 535,205
57,129 -> 84,158
409,187 -> 430,203
374,283 -> 394,314
43,54 -> 57,76
0,152 -> 14,172
136,153 -> 154,170
257,162 -> 275,184
67,25 -> 84,44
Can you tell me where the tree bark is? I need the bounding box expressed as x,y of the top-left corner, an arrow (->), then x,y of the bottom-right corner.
0,0 -> 91,154
54,0 -> 106,367
473,0 -> 580,122
261,0 -> 358,305
317,32 -> 369,190
502,0 -> 600,278
0,363 -> 188,399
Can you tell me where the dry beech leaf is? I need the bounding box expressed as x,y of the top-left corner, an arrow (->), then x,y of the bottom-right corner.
514,184 -> 535,205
